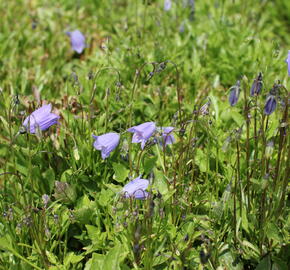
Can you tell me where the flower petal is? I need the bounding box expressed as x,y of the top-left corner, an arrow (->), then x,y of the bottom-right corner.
68,30 -> 86,54
22,104 -> 59,134
92,133 -> 120,159
123,177 -> 149,199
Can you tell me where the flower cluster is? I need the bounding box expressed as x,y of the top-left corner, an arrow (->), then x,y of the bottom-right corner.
228,60 -> 289,116
92,122 -> 175,159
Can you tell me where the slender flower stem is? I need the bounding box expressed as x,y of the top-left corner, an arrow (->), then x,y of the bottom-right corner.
127,62 -> 155,174
243,87 -> 250,209
276,135 -> 290,217
236,140 -> 242,218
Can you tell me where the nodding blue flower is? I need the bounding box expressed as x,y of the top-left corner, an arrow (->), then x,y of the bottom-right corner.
228,80 -> 240,106
286,50 -> 290,76
264,95 -> 277,115
160,127 -> 175,147
66,30 -> 86,54
128,122 -> 156,149
250,72 -> 263,96
92,132 -> 120,159
122,176 -> 149,199
164,0 -> 172,11
22,104 -> 60,134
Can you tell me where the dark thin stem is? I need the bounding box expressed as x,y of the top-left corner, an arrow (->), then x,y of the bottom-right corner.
276,136 -> 290,217
166,60 -> 183,126
273,95 -> 289,192
136,148 -> 145,175
244,89 -> 250,209
236,141 -> 242,218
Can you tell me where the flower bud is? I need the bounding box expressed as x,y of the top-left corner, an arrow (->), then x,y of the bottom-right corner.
264,95 -> 277,115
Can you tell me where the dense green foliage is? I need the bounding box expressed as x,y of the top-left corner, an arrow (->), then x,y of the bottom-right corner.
0,0 -> 289,269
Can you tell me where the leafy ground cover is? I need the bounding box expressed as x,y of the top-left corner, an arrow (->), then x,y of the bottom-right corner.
0,0 -> 289,269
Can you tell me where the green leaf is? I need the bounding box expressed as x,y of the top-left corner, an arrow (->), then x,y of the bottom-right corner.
0,235 -> 12,251
45,250 -> 59,265
195,149 -> 207,173
241,241 -> 259,256
75,207 -> 94,224
112,162 -> 129,182
86,225 -> 100,243
98,188 -> 114,207
154,169 -> 169,196
84,253 -> 105,270
143,156 -> 157,174
103,244 -> 127,270
230,110 -> 244,126
64,252 -> 84,266
255,255 -> 271,270
266,222 -> 281,242
42,167 -> 55,193
241,207 -> 249,233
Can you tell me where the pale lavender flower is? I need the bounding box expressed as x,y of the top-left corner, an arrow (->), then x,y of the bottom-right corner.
67,30 -> 86,54
92,132 -> 120,159
123,176 -> 149,199
164,0 -> 172,11
264,95 -> 277,115
22,104 -> 60,134
160,127 -> 175,146
128,122 -> 156,149
286,50 -> 290,76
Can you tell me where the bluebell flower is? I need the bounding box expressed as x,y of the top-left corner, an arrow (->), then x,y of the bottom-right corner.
286,50 -> 290,76
264,95 -> 277,115
164,0 -> 172,11
228,80 -> 240,106
128,122 -> 156,149
160,127 -> 175,146
250,72 -> 263,96
92,132 -> 120,159
122,176 -> 149,199
22,104 -> 60,134
67,30 -> 86,54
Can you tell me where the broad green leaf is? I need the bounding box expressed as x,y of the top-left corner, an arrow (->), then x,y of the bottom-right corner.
86,225 -> 100,243
195,148 -> 207,173
143,156 -> 157,174
98,188 -> 114,207
255,255 -> 271,270
112,162 -> 129,182
103,244 -> 127,270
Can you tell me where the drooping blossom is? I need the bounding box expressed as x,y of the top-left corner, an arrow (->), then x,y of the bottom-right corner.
127,122 -> 156,149
92,133 -> 120,159
122,176 -> 149,199
22,104 -> 60,134
67,30 -> 86,54
250,72 -> 263,96
228,80 -> 240,106
264,95 -> 277,115
160,127 -> 175,146
286,50 -> 290,76
164,0 -> 172,11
